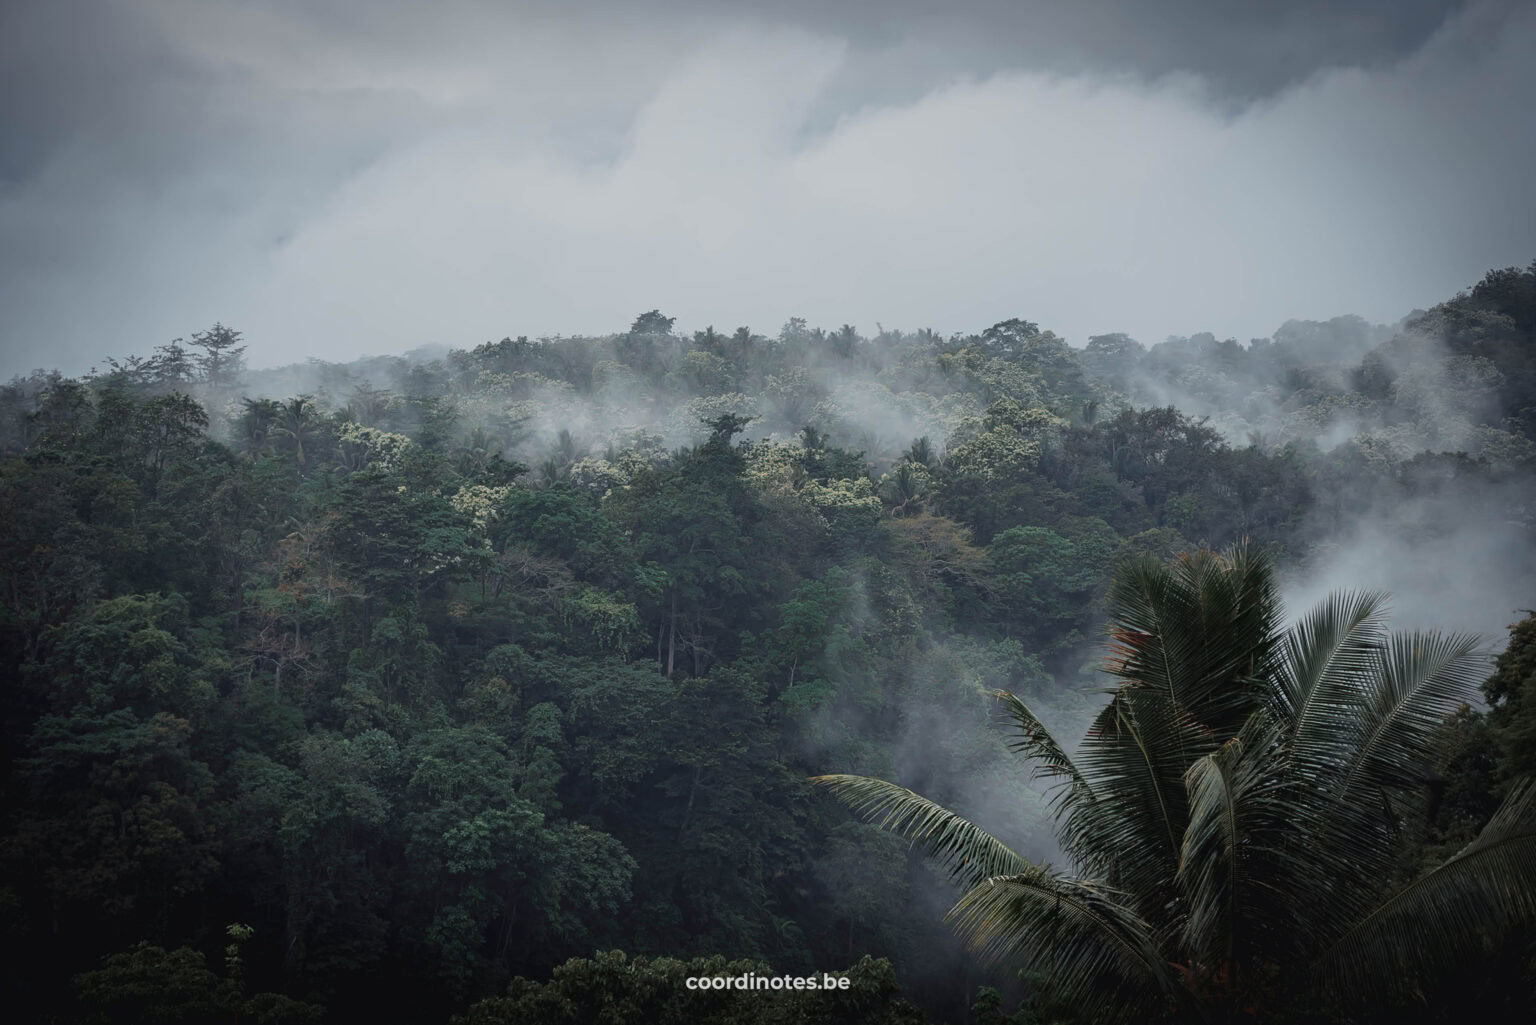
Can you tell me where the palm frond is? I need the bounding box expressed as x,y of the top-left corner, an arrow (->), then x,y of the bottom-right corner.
1288,630 -> 1487,937
1179,736 -> 1244,964
1298,631 -> 1484,794
1105,544 -> 1281,738
1072,687 -> 1218,928
947,868 -> 1178,1022
1309,632 -> 1484,843
1276,589 -> 1389,737
1315,777 -> 1536,1004
810,774 -> 1029,889
991,688 -> 1092,791
1177,716 -> 1298,968
1347,631 -> 1487,788
990,689 -> 1114,873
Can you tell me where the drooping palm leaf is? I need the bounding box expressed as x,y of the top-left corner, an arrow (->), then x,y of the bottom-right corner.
1075,686 -> 1217,928
1177,716 -> 1300,970
809,774 -> 1029,889
810,772 -> 1177,1018
1315,777 -> 1536,1004
989,689 -> 1116,874
1179,735 -> 1245,966
946,867 -> 1179,1021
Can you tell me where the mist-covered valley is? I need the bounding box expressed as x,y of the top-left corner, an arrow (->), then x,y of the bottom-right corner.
2,261 -> 1534,1023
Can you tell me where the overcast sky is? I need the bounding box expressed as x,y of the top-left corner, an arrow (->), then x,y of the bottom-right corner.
2,0 -> 1533,375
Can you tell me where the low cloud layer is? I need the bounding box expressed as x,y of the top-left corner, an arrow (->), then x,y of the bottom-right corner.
2,0 -> 1532,375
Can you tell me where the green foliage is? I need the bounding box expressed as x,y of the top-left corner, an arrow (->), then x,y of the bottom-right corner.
988,517 -> 1120,650
818,546 -> 1536,1022
3,268 -> 1533,1024
1485,612 -> 1536,781
73,939 -> 324,1025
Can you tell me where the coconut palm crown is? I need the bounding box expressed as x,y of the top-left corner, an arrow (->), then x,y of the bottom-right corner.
814,544 -> 1536,1021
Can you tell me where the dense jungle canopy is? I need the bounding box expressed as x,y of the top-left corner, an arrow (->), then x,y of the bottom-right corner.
2,263 -> 1534,1024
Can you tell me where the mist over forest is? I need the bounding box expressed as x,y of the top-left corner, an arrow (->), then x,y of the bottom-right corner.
5,0 -> 1536,1020
2,261 -> 1535,1023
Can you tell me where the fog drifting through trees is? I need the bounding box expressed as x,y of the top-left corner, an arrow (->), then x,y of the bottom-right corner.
2,263 -> 1534,1022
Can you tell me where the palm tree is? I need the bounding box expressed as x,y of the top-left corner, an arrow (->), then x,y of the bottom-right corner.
238,397 -> 282,459
271,395 -> 321,467
882,461 -> 926,518
456,427 -> 499,478
815,544 -> 1536,1022
904,436 -> 936,469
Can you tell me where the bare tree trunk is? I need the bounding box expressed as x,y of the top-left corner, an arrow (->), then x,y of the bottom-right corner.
666,589 -> 677,678
678,764 -> 702,843
232,560 -> 243,632
283,870 -> 306,982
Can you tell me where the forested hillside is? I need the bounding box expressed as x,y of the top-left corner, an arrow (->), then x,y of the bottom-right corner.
2,263 -> 1534,1024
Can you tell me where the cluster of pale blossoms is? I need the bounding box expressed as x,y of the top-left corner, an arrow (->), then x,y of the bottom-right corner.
337,421 -> 412,471
450,484 -> 515,542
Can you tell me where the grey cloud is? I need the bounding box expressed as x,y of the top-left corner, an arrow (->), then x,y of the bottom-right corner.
1,0 -> 1530,376
717,0 -> 1471,117
0,0 -> 1476,188
490,1 -> 1469,99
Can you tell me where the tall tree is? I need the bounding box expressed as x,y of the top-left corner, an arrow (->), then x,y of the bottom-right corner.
189,323 -> 247,389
